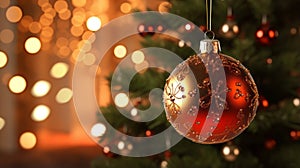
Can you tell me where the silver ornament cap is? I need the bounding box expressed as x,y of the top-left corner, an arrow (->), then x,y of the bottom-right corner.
199,39 -> 221,54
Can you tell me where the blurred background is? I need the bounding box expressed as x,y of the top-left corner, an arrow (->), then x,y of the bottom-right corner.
1,0 -> 300,168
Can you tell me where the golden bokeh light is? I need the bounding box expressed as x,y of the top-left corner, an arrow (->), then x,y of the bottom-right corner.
6,6 -> 23,23
103,146 -> 110,154
91,123 -> 106,137
20,15 -> 33,29
72,0 -> 86,8
25,37 -> 42,54
29,22 -> 42,34
54,0 -> 68,13
31,105 -> 51,122
0,29 -> 14,44
19,132 -> 37,150
56,37 -> 69,48
114,93 -> 129,108
0,117 -> 5,130
83,53 -> 96,66
56,88 -> 73,104
8,75 -> 27,94
131,50 -> 145,64
114,45 -> 127,58
82,31 -> 95,42
38,0 -> 48,7
293,98 -> 300,107
117,141 -> 125,150
130,108 -> 138,116
222,146 -> 230,155
78,40 -> 92,52
39,14 -> 53,26
120,2 -> 132,14
31,80 -> 51,97
69,39 -> 79,50
0,51 -> 8,68
50,62 -> 69,79
70,25 -> 84,37
158,1 -> 172,13
59,9 -> 71,20
0,0 -> 10,8
86,16 -> 102,31
58,46 -> 71,57
178,40 -> 185,47
41,26 -> 54,38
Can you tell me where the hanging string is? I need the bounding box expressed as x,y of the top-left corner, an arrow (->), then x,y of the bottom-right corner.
205,0 -> 214,39
206,0 -> 212,31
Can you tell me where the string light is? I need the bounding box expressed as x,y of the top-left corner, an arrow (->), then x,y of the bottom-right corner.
120,2 -> 132,14
145,130 -> 152,136
31,105 -> 51,122
19,132 -> 37,150
0,29 -> 14,44
178,40 -> 185,47
8,75 -> 27,94
91,123 -> 107,137
131,50 -> 145,64
114,45 -> 127,58
50,62 -> 69,79
0,117 -> 5,130
103,146 -> 110,154
0,51 -> 8,68
29,22 -> 42,34
117,141 -> 125,150
6,6 -> 23,23
72,0 -> 87,8
56,88 -> 73,104
54,0 -> 68,13
158,1 -> 172,13
130,108 -> 138,116
221,142 -> 240,161
0,0 -> 10,8
293,98 -> 300,107
114,93 -> 129,108
161,160 -> 168,168
86,16 -> 102,31
25,37 -> 42,54
31,80 -> 51,97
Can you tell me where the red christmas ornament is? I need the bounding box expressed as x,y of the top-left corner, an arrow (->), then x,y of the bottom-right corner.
163,39 -> 259,144
255,15 -> 278,45
219,7 -> 239,39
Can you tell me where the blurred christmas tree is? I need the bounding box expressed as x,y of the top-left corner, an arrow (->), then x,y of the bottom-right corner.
92,0 -> 300,167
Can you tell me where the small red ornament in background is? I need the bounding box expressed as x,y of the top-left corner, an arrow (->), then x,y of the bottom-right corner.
164,150 -> 172,159
219,7 -> 239,39
138,23 -> 164,37
290,130 -> 300,140
259,96 -> 269,108
255,15 -> 278,45
265,139 -> 276,150
145,130 -> 152,137
163,39 -> 259,144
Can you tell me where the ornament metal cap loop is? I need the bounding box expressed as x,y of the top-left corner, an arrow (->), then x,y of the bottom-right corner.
199,39 -> 221,54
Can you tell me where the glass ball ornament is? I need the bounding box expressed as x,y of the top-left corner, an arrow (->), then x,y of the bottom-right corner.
255,15 -> 278,45
163,39 -> 259,144
221,142 -> 240,161
219,7 -> 239,39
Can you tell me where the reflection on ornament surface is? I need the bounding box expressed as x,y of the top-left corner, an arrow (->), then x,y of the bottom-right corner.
163,41 -> 259,144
